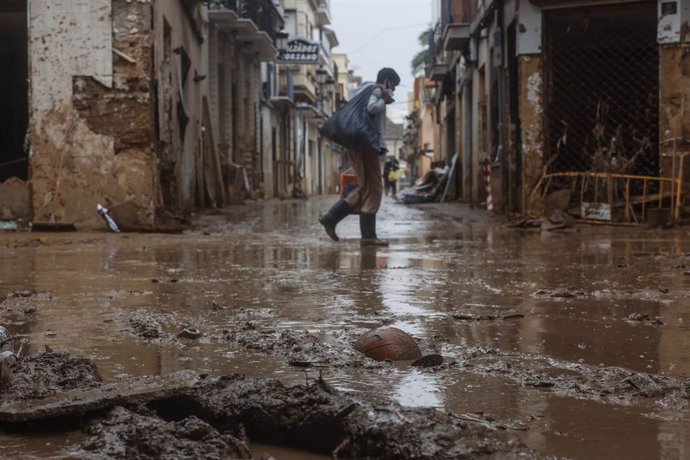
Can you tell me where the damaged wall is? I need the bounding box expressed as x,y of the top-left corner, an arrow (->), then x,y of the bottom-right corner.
153,1 -> 210,210
659,46 -> 690,181
29,0 -> 159,229
518,55 -> 544,214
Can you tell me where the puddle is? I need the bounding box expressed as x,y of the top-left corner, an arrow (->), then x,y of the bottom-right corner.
2,197 -> 690,458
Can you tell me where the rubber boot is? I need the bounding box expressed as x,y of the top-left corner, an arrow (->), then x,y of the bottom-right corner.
359,213 -> 389,247
319,200 -> 351,242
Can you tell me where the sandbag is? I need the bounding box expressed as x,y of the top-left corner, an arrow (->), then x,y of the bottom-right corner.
320,84 -> 381,155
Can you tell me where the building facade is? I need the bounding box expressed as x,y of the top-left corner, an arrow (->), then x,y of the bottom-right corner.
283,0 -> 339,197
0,0 -> 349,229
425,0 -> 687,223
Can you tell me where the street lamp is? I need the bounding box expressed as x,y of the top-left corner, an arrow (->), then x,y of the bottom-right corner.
275,30 -> 289,52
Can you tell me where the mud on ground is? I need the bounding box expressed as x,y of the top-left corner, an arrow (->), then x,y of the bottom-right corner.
0,352 -> 102,401
0,352 -> 534,459
3,197 -> 690,458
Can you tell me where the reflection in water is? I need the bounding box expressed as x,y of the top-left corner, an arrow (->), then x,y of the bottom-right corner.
393,371 -> 443,408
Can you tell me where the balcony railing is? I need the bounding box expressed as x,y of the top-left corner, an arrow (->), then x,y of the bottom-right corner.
426,24 -> 438,70
205,0 -> 284,41
441,0 -> 477,26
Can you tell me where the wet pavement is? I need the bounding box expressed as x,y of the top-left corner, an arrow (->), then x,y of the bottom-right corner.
2,195 -> 690,458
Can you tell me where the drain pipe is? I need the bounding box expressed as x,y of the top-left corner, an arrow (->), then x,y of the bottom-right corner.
496,0 -> 507,212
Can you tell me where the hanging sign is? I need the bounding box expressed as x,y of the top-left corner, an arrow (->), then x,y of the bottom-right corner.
278,38 -> 320,64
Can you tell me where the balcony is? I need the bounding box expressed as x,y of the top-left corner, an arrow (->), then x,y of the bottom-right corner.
316,0 -> 332,26
443,24 -> 471,51
425,24 -> 449,81
428,62 -> 450,81
441,0 -> 475,51
293,71 -> 317,104
205,0 -> 284,60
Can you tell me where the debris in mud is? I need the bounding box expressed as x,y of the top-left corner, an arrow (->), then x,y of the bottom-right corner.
542,209 -> 575,231
508,218 -> 542,229
0,291 -> 50,313
229,324 -> 432,369
451,308 -> 524,321
236,307 -> 275,320
288,359 -> 330,369
0,371 -> 201,423
453,346 -> 690,408
451,412 -> 526,432
127,311 -> 175,341
227,327 -> 365,369
534,287 -> 588,298
1,352 -> 102,400
411,354 -> 444,368
68,375 -> 533,459
177,327 -> 202,340
0,326 -> 9,347
76,406 -> 252,459
129,315 -> 162,339
354,327 -> 423,362
627,313 -> 664,325
0,363 -> 534,459
0,351 -> 17,383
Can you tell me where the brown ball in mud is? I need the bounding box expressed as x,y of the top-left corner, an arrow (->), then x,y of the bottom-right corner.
354,327 -> 423,362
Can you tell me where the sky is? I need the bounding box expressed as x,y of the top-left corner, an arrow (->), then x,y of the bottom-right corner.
330,0 -> 433,124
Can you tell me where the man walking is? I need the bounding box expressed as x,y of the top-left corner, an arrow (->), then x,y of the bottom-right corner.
319,68 -> 400,247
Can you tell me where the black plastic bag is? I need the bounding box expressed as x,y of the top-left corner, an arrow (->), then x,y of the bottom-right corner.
320,84 -> 381,155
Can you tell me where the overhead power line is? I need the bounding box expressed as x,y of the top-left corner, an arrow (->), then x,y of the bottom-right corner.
347,22 -> 430,55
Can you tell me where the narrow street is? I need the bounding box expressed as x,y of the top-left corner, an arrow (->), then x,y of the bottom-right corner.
1,196 -> 690,458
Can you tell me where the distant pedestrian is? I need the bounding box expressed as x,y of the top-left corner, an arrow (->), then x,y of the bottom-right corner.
319,67 -> 401,247
383,156 -> 394,196
383,157 -> 393,196
387,158 -> 399,199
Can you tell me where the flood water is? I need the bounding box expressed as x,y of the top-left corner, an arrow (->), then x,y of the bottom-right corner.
2,196 -> 690,458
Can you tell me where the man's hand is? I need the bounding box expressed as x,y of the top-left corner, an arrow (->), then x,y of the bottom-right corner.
381,88 -> 394,103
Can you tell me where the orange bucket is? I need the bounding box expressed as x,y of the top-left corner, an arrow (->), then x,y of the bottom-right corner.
339,172 -> 358,199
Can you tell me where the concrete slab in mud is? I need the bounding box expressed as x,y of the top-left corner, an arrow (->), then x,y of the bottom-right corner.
0,373 -> 199,424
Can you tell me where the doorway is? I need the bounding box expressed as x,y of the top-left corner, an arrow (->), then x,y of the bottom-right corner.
544,2 -> 659,176
0,0 -> 29,182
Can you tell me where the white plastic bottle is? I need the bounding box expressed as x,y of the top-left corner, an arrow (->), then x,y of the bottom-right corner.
97,204 -> 120,233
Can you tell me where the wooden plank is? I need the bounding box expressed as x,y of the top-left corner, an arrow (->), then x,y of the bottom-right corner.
609,192 -> 673,208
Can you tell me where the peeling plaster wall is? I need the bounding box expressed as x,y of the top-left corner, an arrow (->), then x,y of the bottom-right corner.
659,45 -> 690,185
518,55 -> 544,214
29,0 -> 159,228
152,0 -> 209,209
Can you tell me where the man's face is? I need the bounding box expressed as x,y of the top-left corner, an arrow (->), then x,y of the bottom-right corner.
385,79 -> 397,93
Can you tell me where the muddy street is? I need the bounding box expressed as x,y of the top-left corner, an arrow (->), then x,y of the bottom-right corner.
2,196 -> 690,458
